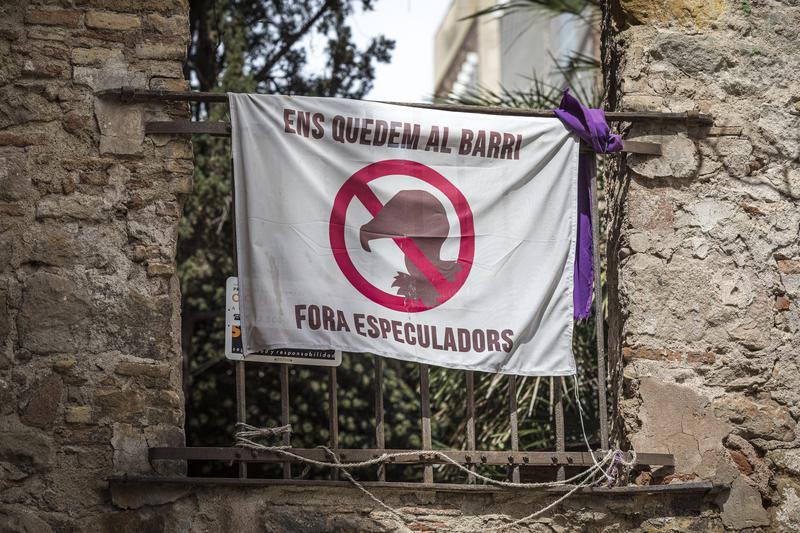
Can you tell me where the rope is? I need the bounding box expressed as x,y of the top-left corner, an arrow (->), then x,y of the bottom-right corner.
233,422 -> 634,531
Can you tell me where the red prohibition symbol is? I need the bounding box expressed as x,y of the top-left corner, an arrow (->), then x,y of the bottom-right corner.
329,159 -> 475,313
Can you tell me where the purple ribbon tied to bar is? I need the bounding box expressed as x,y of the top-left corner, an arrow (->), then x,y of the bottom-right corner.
554,89 -> 623,320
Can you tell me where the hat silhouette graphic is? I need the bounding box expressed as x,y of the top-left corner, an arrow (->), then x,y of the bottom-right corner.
359,190 -> 461,306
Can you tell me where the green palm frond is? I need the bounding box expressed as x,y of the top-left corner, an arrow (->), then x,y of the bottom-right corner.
461,0 -> 601,24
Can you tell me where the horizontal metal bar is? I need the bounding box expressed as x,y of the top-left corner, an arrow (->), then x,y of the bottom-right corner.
99,87 -> 713,125
149,447 -> 674,467
376,100 -> 713,126
146,120 -> 229,136
109,475 -> 718,495
622,140 -> 661,155
144,121 -> 661,155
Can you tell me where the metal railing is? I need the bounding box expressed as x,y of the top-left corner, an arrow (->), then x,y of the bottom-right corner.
97,88 -> 698,486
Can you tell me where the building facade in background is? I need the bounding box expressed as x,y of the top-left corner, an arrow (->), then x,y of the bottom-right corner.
433,0 -> 597,100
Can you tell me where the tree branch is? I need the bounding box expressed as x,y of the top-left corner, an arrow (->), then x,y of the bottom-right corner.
254,0 -> 336,81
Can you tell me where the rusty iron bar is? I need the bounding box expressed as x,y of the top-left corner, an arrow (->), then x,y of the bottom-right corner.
420,364 -> 433,484
374,356 -> 386,481
508,375 -> 520,483
110,475 -> 717,495
149,446 -> 675,467
235,361 -> 247,479
280,364 -> 291,479
229,153 -> 247,480
143,120 -> 661,155
328,366 -> 339,481
465,371 -> 476,484
99,87 -> 714,125
590,155 -> 610,450
554,377 -> 566,481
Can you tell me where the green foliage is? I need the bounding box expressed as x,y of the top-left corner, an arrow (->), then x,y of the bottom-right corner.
462,0 -> 601,25
180,0 -> 405,476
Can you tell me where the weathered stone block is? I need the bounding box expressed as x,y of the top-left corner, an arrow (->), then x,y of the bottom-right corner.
169,175 -> 193,195
111,483 -> 190,510
149,77 -> 188,91
630,378 -> 730,478
628,134 -> 698,179
714,137 -> 753,178
0,131 -> 48,147
626,186 -> 674,232
618,0 -> 725,27
19,224 -> 79,266
651,33 -> 736,76
769,449 -> 800,477
0,288 -> 9,349
18,272 -> 91,354
106,291 -> 175,360
165,159 -> 193,175
36,194 -> 112,222
111,423 -> 150,474
114,361 -> 170,378
65,405 -> 93,425
777,259 -> 800,274
146,262 -> 175,277
20,58 -> 68,78
131,244 -> 161,262
621,94 -> 664,111
95,99 -> 144,155
85,11 -> 142,31
0,155 -> 33,202
0,507 -> 54,533
714,396 -> 796,442
71,47 -> 123,66
52,358 -> 77,374
144,14 -> 188,35
719,477 -> 770,529
20,374 -> 63,429
773,479 -> 800,532
135,43 -> 185,61
26,9 -> 81,27
0,86 -> 63,129
96,389 -> 145,423
0,429 -> 54,472
73,58 -> 147,91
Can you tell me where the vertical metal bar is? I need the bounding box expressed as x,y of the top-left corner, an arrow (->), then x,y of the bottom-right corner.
374,356 -> 386,481
590,155 -> 610,450
465,371 -> 476,483
420,364 -> 433,484
230,156 -> 247,479
235,361 -> 247,479
280,363 -> 291,479
554,376 -> 565,481
328,366 -> 339,481
509,375 -> 520,483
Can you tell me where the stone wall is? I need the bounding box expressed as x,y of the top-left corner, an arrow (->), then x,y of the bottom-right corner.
3,0 -> 799,531
605,0 -> 800,530
0,0 -> 192,530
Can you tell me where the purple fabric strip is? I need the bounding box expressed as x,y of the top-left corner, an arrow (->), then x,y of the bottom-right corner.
554,90 -> 623,320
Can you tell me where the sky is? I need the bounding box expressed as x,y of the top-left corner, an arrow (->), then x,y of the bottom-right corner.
349,0 -> 453,103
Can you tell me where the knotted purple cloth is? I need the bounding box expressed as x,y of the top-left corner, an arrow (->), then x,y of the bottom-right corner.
554,90 -> 623,320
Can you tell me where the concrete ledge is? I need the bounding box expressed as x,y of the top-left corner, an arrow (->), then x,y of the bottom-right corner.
109,474 -> 719,495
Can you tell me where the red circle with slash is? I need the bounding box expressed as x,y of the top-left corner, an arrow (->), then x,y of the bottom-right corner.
329,159 -> 474,313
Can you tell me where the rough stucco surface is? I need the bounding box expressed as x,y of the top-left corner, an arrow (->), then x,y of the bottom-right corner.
0,0 -> 192,530
606,0 -> 800,530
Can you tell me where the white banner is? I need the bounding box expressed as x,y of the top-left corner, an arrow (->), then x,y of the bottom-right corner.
230,94 -> 578,376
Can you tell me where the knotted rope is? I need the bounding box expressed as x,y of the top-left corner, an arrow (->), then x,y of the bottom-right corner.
233,421 -> 637,531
